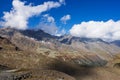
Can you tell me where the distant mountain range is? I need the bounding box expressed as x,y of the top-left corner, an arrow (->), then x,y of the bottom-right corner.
1,28 -> 120,80
0,28 -> 120,66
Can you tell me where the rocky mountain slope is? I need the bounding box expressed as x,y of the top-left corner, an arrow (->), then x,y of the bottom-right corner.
0,36 -> 120,80
1,28 -> 120,80
0,28 -> 110,66
0,28 -> 120,60
0,35 -> 76,80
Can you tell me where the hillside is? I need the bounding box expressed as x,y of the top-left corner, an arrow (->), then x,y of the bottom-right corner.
0,28 -> 109,66
0,28 -> 120,80
0,35 -> 77,80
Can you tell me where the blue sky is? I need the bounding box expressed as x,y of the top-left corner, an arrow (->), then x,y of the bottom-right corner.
1,0 -> 120,40
1,0 -> 120,28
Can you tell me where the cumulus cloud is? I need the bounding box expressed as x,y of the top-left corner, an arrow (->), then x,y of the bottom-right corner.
37,22 -> 58,35
1,0 -> 64,30
70,20 -> 120,41
37,14 -> 67,36
43,14 -> 55,23
37,14 -> 58,35
60,14 -> 71,24
59,0 -> 66,5
56,28 -> 67,36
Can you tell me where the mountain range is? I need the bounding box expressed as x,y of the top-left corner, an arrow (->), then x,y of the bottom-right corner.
0,28 -> 120,60
0,28 -> 120,80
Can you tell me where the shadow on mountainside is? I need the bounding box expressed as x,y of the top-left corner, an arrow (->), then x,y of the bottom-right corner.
0,65 -> 12,71
47,60 -> 95,79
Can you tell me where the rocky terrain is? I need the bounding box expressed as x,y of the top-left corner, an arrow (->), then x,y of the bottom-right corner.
0,28 -> 120,80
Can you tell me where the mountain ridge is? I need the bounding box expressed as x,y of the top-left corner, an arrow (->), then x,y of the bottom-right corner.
1,28 -> 120,80
0,28 -> 120,63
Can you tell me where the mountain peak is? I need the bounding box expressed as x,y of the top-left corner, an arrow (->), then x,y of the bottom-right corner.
0,28 -> 120,59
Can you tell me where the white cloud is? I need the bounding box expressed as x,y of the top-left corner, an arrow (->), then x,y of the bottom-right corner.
37,14 -> 58,35
70,20 -> 120,41
60,14 -> 71,24
59,0 -> 66,5
43,14 -> 55,23
37,22 -> 58,35
56,28 -> 66,36
1,0 -> 64,30
37,14 -> 67,36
